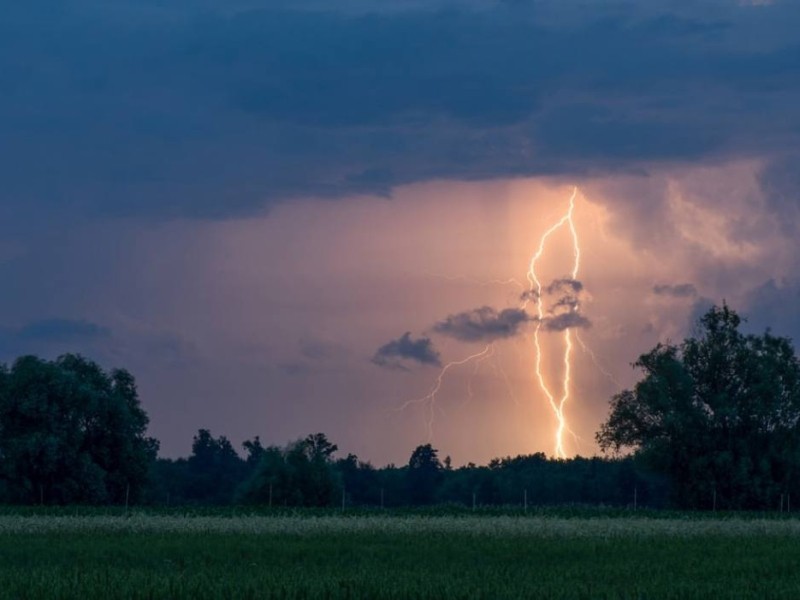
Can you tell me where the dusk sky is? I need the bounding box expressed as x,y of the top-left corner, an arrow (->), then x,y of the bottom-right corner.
2,0 -> 800,465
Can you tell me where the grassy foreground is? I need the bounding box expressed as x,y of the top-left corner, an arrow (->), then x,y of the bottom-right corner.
1,514 -> 799,599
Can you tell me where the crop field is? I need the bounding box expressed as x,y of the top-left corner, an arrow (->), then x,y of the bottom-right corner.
2,511 -> 800,599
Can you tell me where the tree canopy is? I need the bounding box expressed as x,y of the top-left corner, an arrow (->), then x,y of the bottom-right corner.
237,433 -> 341,507
0,354 -> 158,504
597,304 -> 800,509
407,443 -> 443,504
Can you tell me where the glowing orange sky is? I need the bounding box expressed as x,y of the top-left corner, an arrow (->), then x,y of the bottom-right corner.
101,159 -> 792,465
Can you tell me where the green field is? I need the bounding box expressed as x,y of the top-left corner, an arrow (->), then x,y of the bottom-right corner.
2,512 -> 800,599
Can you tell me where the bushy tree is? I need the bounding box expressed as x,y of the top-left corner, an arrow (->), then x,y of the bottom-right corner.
336,453 -> 381,506
597,305 -> 800,509
0,354 -> 158,504
238,433 -> 340,506
407,444 -> 443,504
183,429 -> 246,504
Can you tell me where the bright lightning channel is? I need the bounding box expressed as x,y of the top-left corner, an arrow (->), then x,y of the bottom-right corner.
399,187 -> 589,457
525,187 -> 581,459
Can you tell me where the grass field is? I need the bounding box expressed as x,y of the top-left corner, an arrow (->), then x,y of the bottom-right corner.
2,511 -> 800,599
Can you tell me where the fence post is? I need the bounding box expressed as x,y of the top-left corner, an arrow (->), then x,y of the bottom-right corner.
342,488 -> 346,512
633,486 -> 637,511
712,488 -> 717,513
380,488 -> 385,509
269,483 -> 273,508
524,489 -> 528,513
472,492 -> 476,511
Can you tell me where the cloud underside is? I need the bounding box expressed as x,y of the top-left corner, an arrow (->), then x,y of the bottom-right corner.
433,307 -> 532,342
372,332 -> 441,370
433,304 -> 590,343
2,1 -> 799,219
543,312 -> 591,332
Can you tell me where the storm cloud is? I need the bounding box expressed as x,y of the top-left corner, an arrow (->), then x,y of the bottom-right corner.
433,307 -> 532,342
371,332 -> 441,370
0,0 -> 798,464
546,279 -> 584,296
2,1 -> 800,222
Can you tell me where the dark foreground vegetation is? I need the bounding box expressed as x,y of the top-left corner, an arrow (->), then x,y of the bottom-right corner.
2,513 -> 800,599
1,304 -> 800,512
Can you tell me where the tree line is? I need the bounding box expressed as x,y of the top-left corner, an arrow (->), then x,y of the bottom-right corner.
145,431 -> 665,508
1,305 -> 799,510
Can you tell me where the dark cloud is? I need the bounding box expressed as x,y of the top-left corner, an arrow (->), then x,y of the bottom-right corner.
1,1 -> 799,220
545,278 -> 584,295
372,332 -> 441,370
550,295 -> 580,314
433,306 -> 532,342
546,278 -> 585,315
653,283 -> 698,298
521,278 -> 584,303
542,312 -> 592,332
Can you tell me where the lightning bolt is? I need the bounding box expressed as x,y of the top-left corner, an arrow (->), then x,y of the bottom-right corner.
397,186 -> 589,456
525,187 -> 581,459
396,344 -> 494,441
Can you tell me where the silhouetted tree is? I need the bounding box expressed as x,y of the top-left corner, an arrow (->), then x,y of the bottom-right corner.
242,436 -> 267,469
184,429 -> 246,504
407,444 -> 443,504
237,445 -> 289,505
303,433 -> 338,462
0,354 -> 158,504
238,433 -> 340,507
597,304 -> 800,509
336,453 -> 381,505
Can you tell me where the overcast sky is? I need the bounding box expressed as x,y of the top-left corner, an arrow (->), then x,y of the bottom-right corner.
1,0 -> 799,464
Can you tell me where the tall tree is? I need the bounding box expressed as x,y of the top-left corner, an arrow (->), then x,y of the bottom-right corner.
238,433 -> 340,507
597,305 -> 800,509
407,444 -> 443,504
0,354 -> 158,504
185,429 -> 246,504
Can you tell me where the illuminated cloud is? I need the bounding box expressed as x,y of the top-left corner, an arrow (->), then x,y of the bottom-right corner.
433,307 -> 532,342
372,333 -> 441,370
